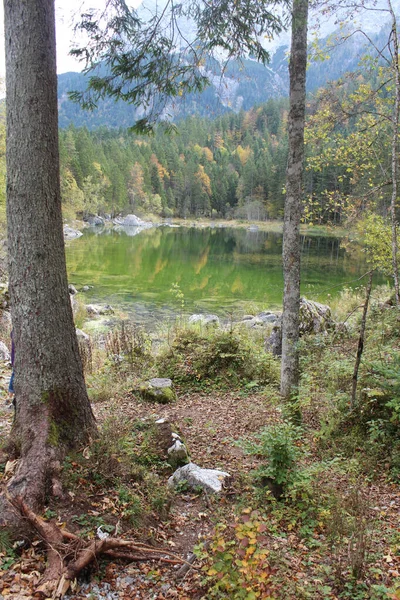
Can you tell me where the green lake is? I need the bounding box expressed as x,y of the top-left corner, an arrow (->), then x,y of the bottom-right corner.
65,225 -> 379,326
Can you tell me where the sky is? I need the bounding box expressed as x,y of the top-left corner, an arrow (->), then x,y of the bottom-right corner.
0,0 -> 141,79
0,0 -> 396,81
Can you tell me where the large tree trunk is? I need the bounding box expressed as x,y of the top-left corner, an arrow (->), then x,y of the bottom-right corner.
3,0 -> 96,514
280,0 -> 309,400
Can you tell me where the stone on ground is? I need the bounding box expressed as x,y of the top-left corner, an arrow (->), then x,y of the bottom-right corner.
139,378 -> 177,404
168,463 -> 230,494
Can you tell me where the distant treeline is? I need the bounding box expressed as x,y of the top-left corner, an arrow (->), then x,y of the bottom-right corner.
59,99 -> 290,221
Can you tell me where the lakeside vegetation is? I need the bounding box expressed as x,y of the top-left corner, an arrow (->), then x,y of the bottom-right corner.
2,282 -> 399,598
0,8 -> 399,594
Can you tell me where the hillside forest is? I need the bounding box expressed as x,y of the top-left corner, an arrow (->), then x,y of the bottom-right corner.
57,59 -> 397,229
0,49 -> 395,234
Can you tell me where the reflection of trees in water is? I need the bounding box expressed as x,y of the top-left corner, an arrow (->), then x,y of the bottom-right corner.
66,226 -> 373,312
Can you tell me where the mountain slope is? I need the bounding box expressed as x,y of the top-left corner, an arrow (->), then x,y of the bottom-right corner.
57,22 -> 392,129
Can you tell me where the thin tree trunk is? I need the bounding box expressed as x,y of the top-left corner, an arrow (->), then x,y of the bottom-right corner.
351,271 -> 374,407
3,0 -> 96,513
280,0 -> 309,400
388,0 -> 400,306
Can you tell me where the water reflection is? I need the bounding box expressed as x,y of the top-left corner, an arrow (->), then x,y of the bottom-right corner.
66,226 -> 376,323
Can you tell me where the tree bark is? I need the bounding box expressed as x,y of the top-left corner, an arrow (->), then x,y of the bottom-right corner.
387,0 -> 400,306
3,0 -> 96,514
280,0 -> 309,399
351,271 -> 373,408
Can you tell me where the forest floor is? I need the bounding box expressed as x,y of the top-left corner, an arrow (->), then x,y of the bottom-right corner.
0,382 -> 400,600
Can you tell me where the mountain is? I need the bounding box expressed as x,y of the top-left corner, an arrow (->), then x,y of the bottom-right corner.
57,11 -> 394,130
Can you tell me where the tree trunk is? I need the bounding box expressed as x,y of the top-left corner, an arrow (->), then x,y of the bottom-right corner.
351,271 -> 373,407
388,0 -> 400,306
3,0 -> 96,514
280,0 -> 309,399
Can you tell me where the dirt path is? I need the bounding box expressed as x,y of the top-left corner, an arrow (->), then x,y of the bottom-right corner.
1,390 -> 400,599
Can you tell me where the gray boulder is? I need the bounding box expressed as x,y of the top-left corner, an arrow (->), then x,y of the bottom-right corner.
76,328 -> 90,343
299,298 -> 334,334
86,304 -> 114,316
113,214 -> 151,227
257,311 -> 280,324
68,284 -> 78,295
188,314 -> 220,327
139,378 -> 177,404
168,463 -> 230,494
0,341 -> 10,362
85,215 -> 104,226
265,322 -> 283,357
240,315 -> 265,328
265,298 -> 334,357
63,225 -> 83,240
239,311 -> 279,329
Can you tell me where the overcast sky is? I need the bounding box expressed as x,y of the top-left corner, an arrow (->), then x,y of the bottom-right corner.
0,1 -> 141,80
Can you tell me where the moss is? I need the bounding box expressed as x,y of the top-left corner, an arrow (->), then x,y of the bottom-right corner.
41,391 -> 50,404
139,383 -> 176,404
47,420 -> 59,447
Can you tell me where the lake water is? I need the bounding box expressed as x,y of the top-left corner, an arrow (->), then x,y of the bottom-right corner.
65,225 -> 376,326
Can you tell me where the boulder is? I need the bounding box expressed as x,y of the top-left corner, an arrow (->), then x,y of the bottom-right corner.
238,311 -> 279,329
151,418 -> 190,467
265,298 -> 334,357
299,298 -> 334,335
265,322 -> 282,357
0,341 -> 10,362
139,378 -> 177,404
86,304 -> 114,316
63,225 -> 83,240
240,315 -> 265,328
76,328 -> 90,343
188,314 -> 220,327
168,463 -> 230,494
85,215 -> 105,227
257,311 -> 280,324
68,284 -> 78,295
113,214 -> 151,227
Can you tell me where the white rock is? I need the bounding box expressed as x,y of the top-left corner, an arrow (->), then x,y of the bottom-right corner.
168,440 -> 189,467
0,341 -> 10,362
188,314 -> 220,326
168,462 -> 230,494
63,225 -> 83,240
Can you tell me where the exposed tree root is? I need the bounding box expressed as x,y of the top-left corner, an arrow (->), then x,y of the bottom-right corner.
8,497 -> 192,598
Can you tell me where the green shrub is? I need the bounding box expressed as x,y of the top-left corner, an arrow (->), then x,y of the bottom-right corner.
156,326 -> 280,389
240,422 -> 304,498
